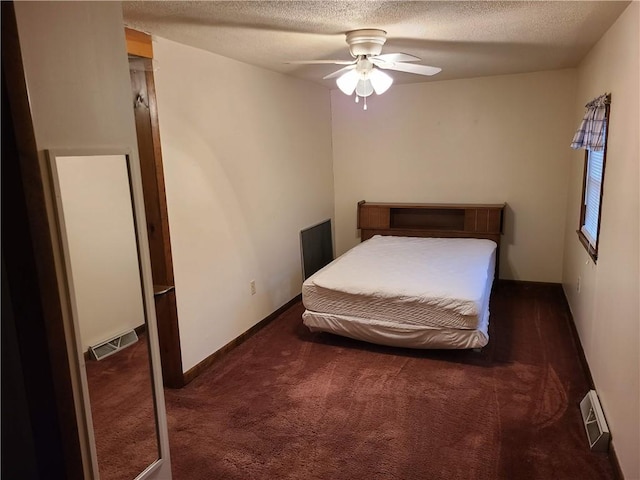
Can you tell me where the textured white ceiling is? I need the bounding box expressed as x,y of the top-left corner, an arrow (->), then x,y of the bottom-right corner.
122,1 -> 630,88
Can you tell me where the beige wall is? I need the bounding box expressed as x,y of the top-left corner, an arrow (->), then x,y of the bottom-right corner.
14,3 -> 137,150
561,3 -> 639,478
54,155 -> 144,350
331,69 -> 577,282
152,38 -> 334,372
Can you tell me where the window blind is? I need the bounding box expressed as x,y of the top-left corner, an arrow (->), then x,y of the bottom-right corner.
581,148 -> 604,247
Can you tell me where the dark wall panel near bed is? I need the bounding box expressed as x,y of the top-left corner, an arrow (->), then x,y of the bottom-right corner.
300,219 -> 334,280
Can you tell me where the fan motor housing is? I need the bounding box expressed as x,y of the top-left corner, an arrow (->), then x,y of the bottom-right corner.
346,29 -> 387,57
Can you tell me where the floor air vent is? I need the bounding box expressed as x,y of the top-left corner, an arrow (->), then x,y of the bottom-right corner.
580,390 -> 610,451
89,330 -> 138,361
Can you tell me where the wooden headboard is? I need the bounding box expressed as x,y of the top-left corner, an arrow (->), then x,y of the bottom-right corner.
357,200 -> 505,276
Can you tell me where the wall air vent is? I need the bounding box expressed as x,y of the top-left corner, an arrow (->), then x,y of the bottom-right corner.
89,329 -> 138,361
579,390 -> 610,451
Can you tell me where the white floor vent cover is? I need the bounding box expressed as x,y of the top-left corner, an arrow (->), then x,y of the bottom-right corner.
580,390 -> 610,452
90,330 -> 138,361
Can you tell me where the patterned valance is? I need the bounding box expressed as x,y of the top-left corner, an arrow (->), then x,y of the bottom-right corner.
570,93 -> 611,152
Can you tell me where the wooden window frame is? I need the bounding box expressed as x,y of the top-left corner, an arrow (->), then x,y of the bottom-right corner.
577,104 -> 610,263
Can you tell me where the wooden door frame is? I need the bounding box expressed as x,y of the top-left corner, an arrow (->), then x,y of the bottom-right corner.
126,28 -> 184,388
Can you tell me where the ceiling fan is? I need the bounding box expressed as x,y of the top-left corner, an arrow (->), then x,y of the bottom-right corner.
289,29 -> 441,109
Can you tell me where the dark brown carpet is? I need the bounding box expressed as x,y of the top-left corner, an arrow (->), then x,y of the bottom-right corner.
163,282 -> 614,479
85,334 -> 158,480
86,283 -> 615,479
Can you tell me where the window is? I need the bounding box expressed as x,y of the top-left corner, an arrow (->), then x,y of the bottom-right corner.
578,118 -> 609,261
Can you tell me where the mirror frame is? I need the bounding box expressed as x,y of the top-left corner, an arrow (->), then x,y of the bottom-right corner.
46,148 -> 172,480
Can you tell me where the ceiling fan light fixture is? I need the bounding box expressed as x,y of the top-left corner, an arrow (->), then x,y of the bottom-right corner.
336,69 -> 359,95
369,68 -> 393,95
345,29 -> 387,57
291,28 -> 441,105
355,78 -> 374,98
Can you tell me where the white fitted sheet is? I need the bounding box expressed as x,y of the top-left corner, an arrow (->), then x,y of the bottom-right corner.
302,235 -> 496,349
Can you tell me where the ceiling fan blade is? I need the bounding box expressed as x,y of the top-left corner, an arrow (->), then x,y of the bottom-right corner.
370,53 -> 421,63
323,64 -> 356,80
371,59 -> 441,76
285,59 -> 356,65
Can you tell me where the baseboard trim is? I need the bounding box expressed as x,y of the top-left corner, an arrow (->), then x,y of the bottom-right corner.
610,443 -> 625,480
558,286 -> 595,390
183,294 -> 302,385
558,286 -> 625,479
134,323 -> 147,337
496,279 -> 562,287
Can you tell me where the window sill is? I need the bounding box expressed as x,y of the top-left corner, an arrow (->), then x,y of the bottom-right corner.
577,230 -> 598,264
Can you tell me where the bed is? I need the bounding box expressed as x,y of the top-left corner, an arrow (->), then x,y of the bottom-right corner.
301,201 -> 505,350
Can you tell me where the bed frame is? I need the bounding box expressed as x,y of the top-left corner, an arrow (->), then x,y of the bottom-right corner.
357,201 -> 505,278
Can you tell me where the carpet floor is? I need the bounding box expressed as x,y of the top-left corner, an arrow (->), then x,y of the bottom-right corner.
86,333 -> 158,480
163,282 -> 614,479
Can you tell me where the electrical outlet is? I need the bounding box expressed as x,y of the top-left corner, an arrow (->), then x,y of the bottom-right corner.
250,280 -> 256,296
577,276 -> 581,293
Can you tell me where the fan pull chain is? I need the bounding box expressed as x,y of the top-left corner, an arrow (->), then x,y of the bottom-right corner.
354,94 -> 368,111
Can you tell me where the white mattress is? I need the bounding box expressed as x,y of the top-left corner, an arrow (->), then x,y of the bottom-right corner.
302,235 -> 496,331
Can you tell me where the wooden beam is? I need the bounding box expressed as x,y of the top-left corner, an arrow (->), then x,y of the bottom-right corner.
125,27 -> 153,58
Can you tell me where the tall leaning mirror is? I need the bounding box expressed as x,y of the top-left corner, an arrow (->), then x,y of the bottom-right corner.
47,149 -> 171,480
